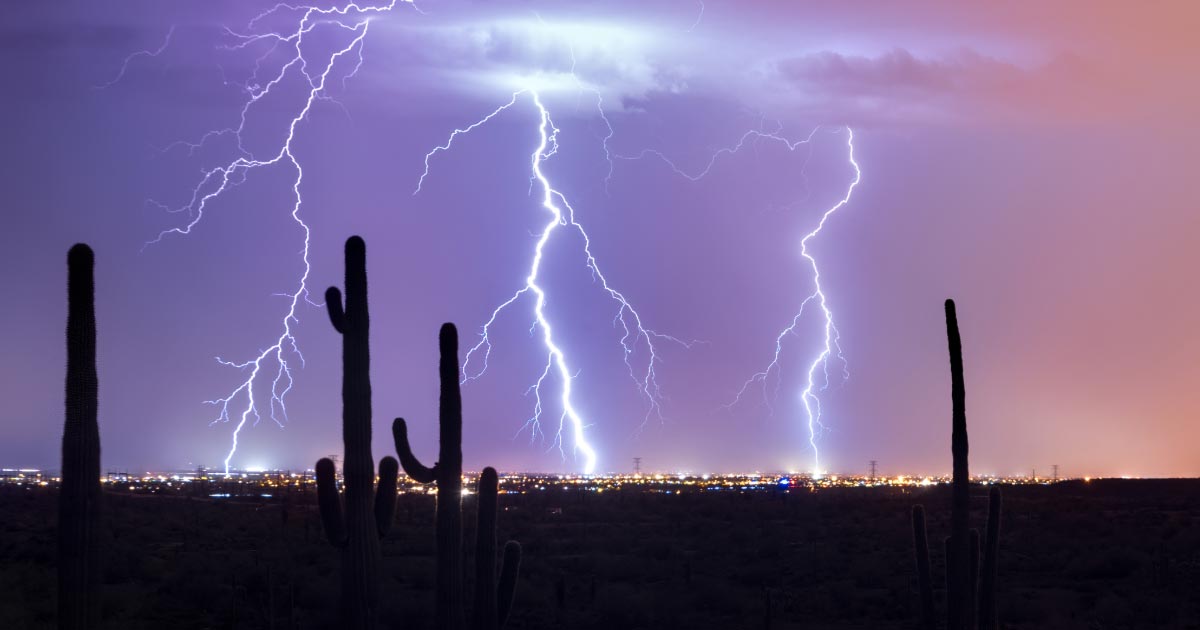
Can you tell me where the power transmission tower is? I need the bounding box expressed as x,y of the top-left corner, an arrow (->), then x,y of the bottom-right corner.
1052,464 -> 1059,481
633,457 -> 642,475
869,460 -> 878,481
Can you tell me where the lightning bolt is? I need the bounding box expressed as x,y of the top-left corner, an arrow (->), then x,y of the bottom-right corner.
621,126 -> 860,475
95,25 -> 176,90
686,1 -> 706,33
416,89 -> 685,474
143,1 -> 407,474
126,3 -> 845,477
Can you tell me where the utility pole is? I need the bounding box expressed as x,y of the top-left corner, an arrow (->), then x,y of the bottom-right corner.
869,460 -> 878,482
633,457 -> 642,476
1052,464 -> 1059,481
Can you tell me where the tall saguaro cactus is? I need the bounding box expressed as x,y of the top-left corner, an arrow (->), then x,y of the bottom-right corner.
59,243 -> 101,630
396,323 -> 464,629
945,299 -> 972,630
315,236 -> 399,630
911,299 -> 1004,630
394,324 -> 522,630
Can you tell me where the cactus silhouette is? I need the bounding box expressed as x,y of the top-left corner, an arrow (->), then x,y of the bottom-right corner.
315,236 -> 399,630
945,298 -> 971,630
59,244 -> 101,630
474,467 -> 523,630
394,323 -> 522,630
911,299 -> 1004,630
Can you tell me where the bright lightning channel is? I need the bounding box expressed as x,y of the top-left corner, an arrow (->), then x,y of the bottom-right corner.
415,90 -> 685,474
143,2 -> 407,475
622,126 -> 861,475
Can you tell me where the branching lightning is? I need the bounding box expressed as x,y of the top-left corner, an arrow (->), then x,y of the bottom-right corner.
95,25 -> 176,90
621,126 -> 861,475
416,89 -> 687,474
142,2 -> 407,474
122,2 -> 667,476
119,2 -> 856,476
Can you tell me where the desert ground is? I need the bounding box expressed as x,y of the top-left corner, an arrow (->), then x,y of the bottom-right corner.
1,479 -> 1197,629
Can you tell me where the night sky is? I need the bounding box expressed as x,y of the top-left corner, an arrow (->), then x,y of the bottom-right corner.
2,1 -> 1197,476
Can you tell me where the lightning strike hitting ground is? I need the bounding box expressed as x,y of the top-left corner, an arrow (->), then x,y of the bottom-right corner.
127,1 -> 847,475
623,126 -> 860,475
416,90 -> 686,474
144,2 -> 406,474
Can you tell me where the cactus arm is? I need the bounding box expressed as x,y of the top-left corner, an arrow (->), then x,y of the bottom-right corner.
392,418 -> 438,483
316,458 -> 348,547
326,287 -> 346,334
375,456 -> 399,538
497,541 -> 522,628
911,505 -> 935,630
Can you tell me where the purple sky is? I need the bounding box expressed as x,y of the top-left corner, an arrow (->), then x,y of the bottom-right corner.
2,1 -> 1198,476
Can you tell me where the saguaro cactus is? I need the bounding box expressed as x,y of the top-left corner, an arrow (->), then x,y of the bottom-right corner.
315,236 -> 399,630
394,324 -> 522,630
473,467 -> 522,630
59,243 -> 101,630
911,299 -> 1004,630
945,299 -> 972,630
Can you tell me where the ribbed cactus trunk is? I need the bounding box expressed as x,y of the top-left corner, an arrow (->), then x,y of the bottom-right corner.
436,325 -> 466,630
316,236 -> 398,630
59,243 -> 100,630
339,235 -> 380,628
395,325 -> 522,630
945,299 -> 973,630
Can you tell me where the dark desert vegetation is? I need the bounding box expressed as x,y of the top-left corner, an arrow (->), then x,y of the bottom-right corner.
0,245 -> 1196,630
3,477 -> 1198,629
